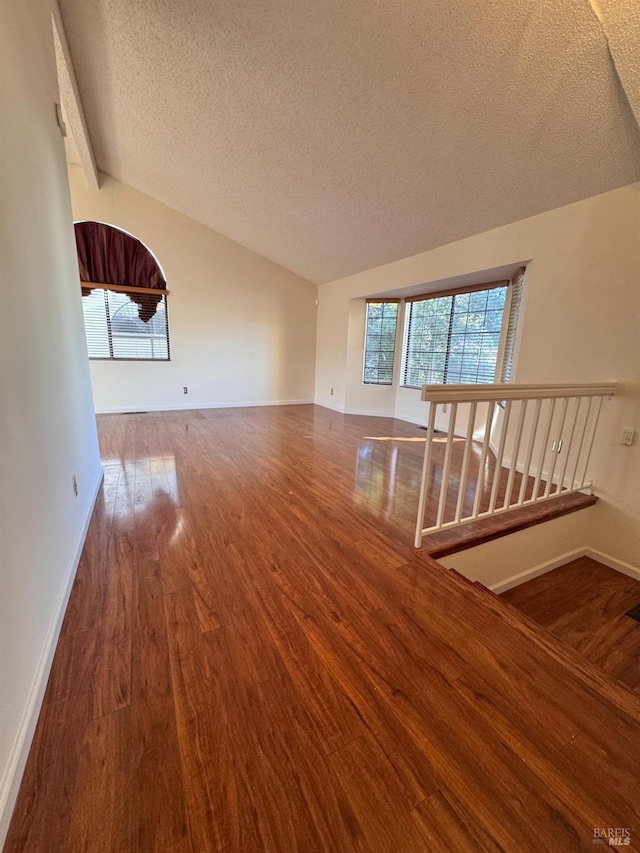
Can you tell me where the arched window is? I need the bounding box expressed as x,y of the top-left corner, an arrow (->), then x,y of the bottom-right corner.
75,221 -> 170,361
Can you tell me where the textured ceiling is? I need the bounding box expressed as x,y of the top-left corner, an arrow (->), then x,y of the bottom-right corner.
590,0 -> 640,122
58,0 -> 640,284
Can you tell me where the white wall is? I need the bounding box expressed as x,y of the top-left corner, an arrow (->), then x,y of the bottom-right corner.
68,167 -> 318,413
316,184 -> 640,567
439,510 -> 595,589
0,1 -> 103,843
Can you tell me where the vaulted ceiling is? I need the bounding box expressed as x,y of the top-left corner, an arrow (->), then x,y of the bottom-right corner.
56,0 -> 640,284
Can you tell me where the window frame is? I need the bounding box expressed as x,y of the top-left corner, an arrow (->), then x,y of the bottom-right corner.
81,283 -> 172,362
362,299 -> 400,386
399,277 -> 522,390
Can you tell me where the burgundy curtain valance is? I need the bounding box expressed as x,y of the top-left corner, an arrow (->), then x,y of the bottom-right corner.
75,221 -> 166,322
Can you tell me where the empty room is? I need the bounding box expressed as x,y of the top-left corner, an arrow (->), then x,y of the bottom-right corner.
1,0 -> 639,850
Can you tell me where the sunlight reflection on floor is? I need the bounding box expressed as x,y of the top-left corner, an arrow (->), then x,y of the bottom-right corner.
363,435 -> 465,442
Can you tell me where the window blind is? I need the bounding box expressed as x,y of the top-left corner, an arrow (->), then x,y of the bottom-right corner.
81,287 -> 170,361
363,300 -> 399,384
402,285 -> 508,387
499,267 -> 525,383
404,279 -> 508,302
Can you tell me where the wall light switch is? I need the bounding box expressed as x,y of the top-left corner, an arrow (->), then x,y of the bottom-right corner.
621,428 -> 635,446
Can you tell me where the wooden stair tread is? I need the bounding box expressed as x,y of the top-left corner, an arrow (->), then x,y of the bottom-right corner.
417,558 -> 640,717
422,491 -> 597,558
437,560 -> 640,715
429,562 -> 640,710
473,579 -> 501,599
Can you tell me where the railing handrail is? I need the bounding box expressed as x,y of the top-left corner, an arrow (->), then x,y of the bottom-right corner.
421,382 -> 617,404
414,381 -> 616,547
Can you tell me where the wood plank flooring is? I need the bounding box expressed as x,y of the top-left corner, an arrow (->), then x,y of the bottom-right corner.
502,556 -> 640,695
6,406 -> 640,852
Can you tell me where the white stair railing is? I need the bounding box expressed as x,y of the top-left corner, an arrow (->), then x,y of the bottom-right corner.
414,383 -> 616,548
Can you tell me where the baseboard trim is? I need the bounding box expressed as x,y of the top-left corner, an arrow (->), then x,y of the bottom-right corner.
583,549 -> 640,582
314,401 -> 345,414
489,546 -> 640,594
0,464 -> 104,847
344,408 -> 396,418
489,548 -> 589,594
95,399 -> 314,414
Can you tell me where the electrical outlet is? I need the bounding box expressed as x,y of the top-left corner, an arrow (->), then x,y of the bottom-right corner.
183,386 -> 188,394
72,474 -> 78,497
621,428 -> 635,446
330,388 -> 334,396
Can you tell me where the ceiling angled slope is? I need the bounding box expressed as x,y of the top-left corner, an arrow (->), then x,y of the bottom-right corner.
588,0 -> 640,127
52,0 -> 98,188
58,0 -> 640,284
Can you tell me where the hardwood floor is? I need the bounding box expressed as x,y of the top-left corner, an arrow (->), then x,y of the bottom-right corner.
6,406 -> 640,852
502,556 -> 640,695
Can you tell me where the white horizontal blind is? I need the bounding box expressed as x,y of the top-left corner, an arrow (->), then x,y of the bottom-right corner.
403,285 -> 507,387
81,288 -> 170,360
363,301 -> 399,384
500,268 -> 525,383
